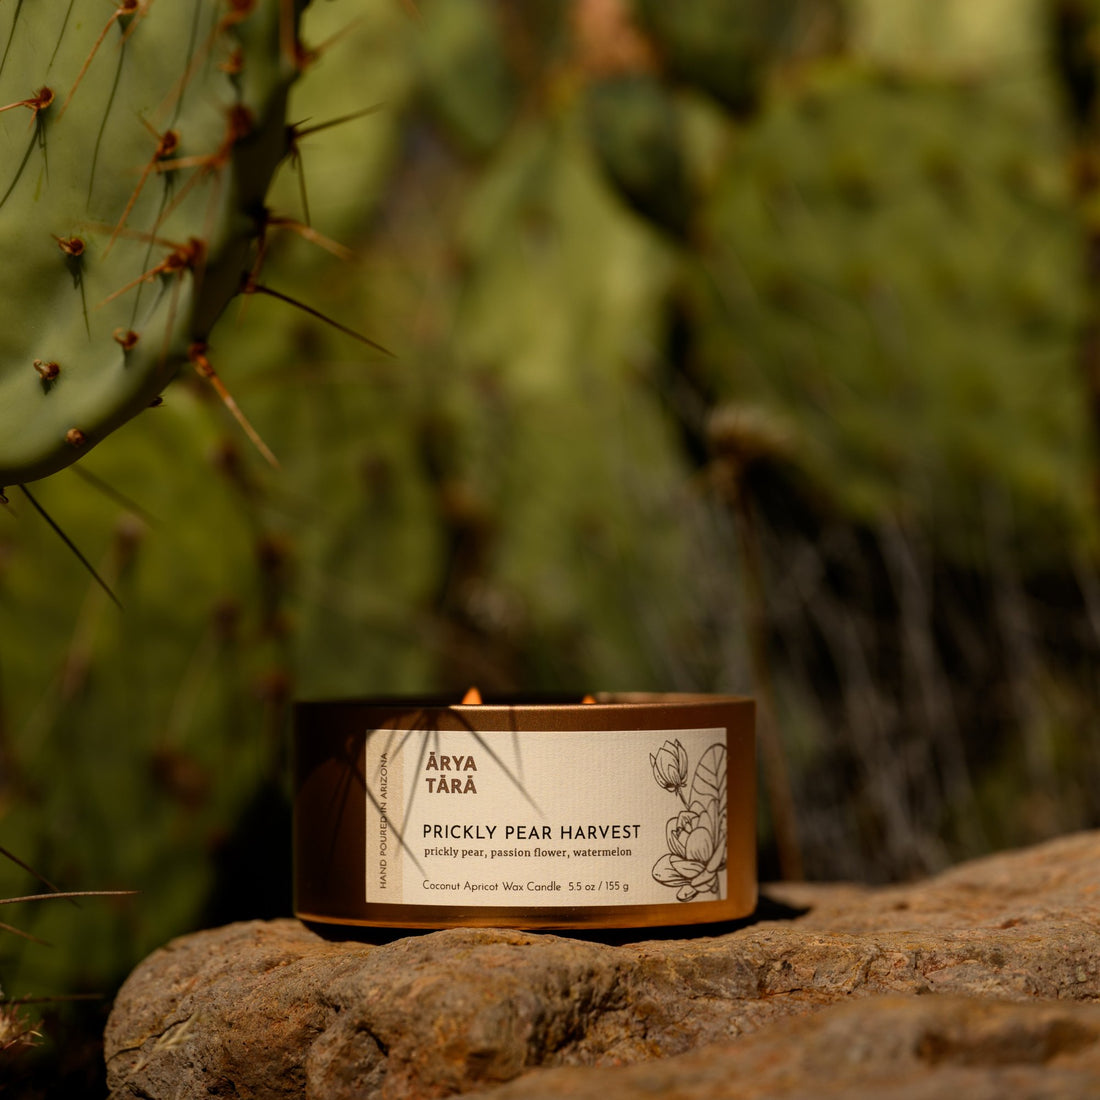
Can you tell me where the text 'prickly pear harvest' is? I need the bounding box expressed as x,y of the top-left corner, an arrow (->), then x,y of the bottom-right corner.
0,0 -> 312,487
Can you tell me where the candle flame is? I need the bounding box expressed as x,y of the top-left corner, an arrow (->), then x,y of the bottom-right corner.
581,694 -> 597,704
461,686 -> 482,705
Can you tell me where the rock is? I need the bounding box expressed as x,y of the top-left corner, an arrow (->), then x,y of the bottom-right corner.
460,996 -> 1100,1100
104,831 -> 1100,1099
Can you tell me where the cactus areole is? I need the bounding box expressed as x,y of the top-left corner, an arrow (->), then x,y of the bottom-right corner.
0,0 -> 310,487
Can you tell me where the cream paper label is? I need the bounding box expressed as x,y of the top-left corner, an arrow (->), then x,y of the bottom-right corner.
364,727 -> 729,907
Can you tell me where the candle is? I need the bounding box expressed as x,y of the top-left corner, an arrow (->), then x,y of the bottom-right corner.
293,693 -> 755,930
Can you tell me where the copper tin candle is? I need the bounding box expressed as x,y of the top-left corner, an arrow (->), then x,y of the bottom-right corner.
294,693 -> 755,930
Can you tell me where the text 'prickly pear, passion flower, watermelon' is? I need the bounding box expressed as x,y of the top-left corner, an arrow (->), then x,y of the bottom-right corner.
0,0 -> 311,488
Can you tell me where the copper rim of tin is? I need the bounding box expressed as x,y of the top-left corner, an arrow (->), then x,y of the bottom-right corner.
293,692 -> 754,732
296,691 -> 750,707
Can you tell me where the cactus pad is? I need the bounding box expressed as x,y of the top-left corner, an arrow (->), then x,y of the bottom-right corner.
0,0 -> 306,487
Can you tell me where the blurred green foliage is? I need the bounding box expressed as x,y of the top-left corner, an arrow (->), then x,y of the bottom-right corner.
3,0 -> 1100,1056
696,64 -> 1091,553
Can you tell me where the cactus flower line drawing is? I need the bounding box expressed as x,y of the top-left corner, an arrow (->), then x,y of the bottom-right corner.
650,739 -> 728,902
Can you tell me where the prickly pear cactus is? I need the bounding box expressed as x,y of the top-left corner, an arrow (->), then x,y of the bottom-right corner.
632,0 -> 797,113
0,0 -> 307,487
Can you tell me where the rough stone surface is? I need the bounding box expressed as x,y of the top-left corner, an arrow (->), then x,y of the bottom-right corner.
462,996 -> 1100,1100
104,831 -> 1100,1099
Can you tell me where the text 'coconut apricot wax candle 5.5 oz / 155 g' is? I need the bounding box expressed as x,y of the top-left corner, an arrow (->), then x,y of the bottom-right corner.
293,691 -> 756,930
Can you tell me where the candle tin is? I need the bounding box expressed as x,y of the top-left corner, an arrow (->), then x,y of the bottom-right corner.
293,693 -> 755,930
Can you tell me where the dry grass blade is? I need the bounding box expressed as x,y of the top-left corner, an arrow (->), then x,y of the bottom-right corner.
0,920 -> 50,945
0,845 -> 71,902
0,890 -> 138,906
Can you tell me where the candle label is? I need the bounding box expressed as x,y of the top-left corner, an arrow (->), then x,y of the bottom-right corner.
364,727 -> 729,908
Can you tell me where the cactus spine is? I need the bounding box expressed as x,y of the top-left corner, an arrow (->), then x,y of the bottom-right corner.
0,0 -> 309,488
